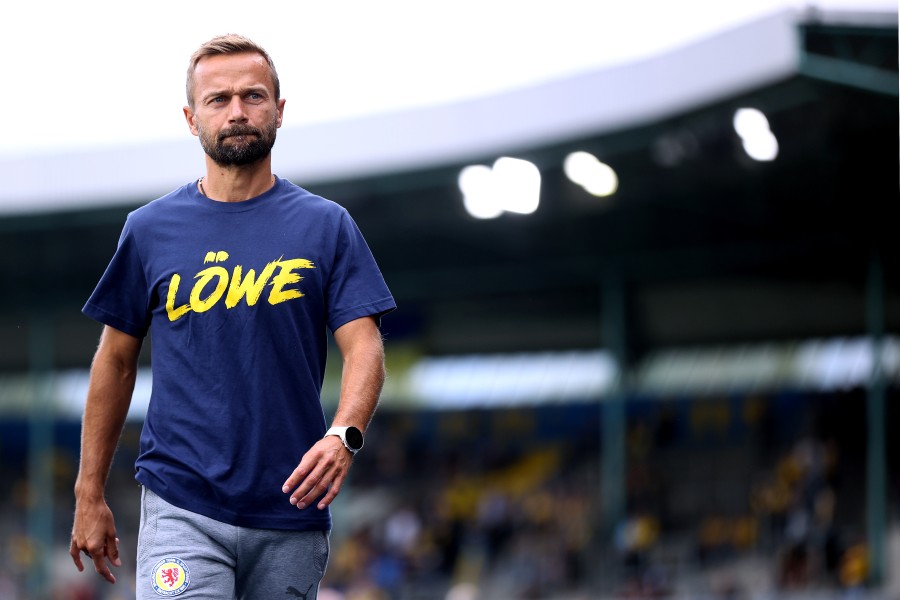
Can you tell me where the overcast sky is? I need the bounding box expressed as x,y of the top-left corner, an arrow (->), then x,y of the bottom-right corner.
2,0 -> 893,159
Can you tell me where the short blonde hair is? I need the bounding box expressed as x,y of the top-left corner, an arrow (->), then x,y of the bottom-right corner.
186,34 -> 280,108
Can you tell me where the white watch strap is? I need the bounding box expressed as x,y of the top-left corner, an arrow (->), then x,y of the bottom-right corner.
325,426 -> 349,438
325,426 -> 357,453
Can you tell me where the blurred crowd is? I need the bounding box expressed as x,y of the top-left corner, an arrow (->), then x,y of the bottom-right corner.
0,389 -> 895,599
320,440 -> 597,600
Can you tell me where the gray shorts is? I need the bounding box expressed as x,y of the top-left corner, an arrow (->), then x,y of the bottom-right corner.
136,487 -> 329,600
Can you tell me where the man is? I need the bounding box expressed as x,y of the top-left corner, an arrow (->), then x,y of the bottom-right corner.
69,34 -> 395,599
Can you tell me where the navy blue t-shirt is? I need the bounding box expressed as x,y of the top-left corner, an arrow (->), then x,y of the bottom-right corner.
83,177 -> 395,531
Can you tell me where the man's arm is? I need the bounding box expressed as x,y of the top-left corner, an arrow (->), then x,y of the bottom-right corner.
282,315 -> 385,510
70,325 -> 142,584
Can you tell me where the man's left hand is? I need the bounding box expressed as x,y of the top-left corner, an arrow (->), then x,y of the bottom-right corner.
282,436 -> 352,510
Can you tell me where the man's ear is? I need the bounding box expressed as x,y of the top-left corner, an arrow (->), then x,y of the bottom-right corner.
276,98 -> 286,129
183,106 -> 200,136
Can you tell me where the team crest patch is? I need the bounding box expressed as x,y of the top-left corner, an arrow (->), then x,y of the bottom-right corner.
151,557 -> 190,596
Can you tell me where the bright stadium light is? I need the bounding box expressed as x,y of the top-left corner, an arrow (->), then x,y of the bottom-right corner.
458,165 -> 502,219
741,133 -> 779,162
493,157 -> 541,215
733,107 -> 778,161
564,151 -> 618,197
458,157 -> 541,219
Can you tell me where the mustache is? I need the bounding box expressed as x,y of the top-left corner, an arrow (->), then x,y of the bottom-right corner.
217,125 -> 262,141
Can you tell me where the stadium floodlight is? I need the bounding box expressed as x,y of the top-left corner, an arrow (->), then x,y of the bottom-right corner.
493,157 -> 541,215
458,157 -> 541,219
733,107 -> 778,162
564,151 -> 618,197
459,165 -> 502,219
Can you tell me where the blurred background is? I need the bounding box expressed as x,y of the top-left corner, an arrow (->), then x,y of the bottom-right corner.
0,1 -> 897,599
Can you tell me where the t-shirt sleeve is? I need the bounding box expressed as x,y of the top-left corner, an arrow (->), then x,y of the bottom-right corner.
325,210 -> 396,332
82,216 -> 151,338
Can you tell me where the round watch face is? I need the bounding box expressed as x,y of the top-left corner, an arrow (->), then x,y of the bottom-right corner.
345,426 -> 364,450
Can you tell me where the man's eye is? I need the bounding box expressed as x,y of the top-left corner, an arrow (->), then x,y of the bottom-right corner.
248,93 -> 262,100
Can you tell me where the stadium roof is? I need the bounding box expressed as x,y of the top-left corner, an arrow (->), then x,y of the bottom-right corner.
0,7 -> 892,216
1,7 -> 897,373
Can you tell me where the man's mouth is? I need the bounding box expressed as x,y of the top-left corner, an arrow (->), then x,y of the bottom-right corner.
220,129 -> 260,141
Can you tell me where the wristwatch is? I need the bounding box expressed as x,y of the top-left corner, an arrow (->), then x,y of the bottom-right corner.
325,426 -> 364,455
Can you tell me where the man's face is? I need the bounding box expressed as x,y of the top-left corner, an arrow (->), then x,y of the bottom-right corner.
184,52 -> 285,167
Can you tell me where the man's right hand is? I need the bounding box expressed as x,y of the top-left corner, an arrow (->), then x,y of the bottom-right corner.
70,496 -> 121,584
70,326 -> 140,585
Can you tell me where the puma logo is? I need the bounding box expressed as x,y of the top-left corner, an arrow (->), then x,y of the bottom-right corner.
286,583 -> 313,598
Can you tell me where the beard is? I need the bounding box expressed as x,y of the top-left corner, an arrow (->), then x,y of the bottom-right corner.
198,116 -> 278,167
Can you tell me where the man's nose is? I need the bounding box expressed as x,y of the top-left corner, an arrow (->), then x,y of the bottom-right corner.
227,97 -> 249,122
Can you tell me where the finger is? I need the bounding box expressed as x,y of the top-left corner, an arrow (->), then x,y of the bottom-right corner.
282,463 -> 310,494
108,536 -> 122,567
302,461 -> 350,510
70,539 -> 84,572
284,469 -> 312,504
92,550 -> 116,584
298,485 -> 327,510
292,472 -> 328,509
286,460 -> 330,505
316,477 -> 344,510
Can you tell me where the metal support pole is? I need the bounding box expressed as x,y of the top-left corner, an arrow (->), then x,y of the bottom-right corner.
600,273 -> 627,537
865,252 -> 886,585
27,316 -> 55,599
